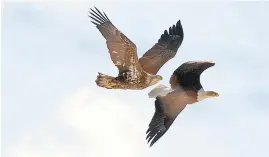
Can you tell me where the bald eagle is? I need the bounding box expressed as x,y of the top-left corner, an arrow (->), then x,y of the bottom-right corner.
146,61 -> 219,147
89,7 -> 184,90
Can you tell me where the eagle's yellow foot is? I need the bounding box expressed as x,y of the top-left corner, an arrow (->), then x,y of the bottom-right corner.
96,72 -> 117,89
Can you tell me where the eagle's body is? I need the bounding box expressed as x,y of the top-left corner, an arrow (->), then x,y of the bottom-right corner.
97,69 -> 155,90
89,7 -> 184,90
146,61 -> 219,147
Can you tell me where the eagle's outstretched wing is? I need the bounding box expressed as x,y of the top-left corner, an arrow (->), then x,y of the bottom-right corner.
169,61 -> 215,90
146,91 -> 189,147
89,7 -> 139,73
139,20 -> 184,75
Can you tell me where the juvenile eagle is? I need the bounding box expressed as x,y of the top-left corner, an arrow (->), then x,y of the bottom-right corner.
146,61 -> 219,147
89,7 -> 184,90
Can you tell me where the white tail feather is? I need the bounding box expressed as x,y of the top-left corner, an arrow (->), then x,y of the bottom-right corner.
148,84 -> 173,98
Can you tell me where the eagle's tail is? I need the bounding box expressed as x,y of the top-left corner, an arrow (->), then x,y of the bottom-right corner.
95,72 -> 119,89
148,84 -> 173,98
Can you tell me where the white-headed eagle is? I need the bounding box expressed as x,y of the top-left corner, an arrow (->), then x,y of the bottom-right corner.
89,7 -> 184,90
146,61 -> 219,147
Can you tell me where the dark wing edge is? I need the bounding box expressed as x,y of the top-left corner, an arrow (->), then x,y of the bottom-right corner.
88,6 -> 137,48
146,97 -> 177,147
89,6 -> 111,26
172,61 -> 215,91
139,19 -> 184,75
157,19 -> 184,52
173,61 -> 215,75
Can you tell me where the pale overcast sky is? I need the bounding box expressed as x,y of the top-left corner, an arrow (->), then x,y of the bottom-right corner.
2,1 -> 269,157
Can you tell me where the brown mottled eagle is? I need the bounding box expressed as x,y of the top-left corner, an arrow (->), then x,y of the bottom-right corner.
146,61 -> 219,147
89,7 -> 184,90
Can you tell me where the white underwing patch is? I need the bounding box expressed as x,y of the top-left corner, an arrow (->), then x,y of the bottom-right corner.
148,84 -> 173,98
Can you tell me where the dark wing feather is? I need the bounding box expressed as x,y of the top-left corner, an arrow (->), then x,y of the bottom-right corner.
171,61 -> 215,91
89,7 -> 139,73
146,94 -> 187,147
139,20 -> 184,75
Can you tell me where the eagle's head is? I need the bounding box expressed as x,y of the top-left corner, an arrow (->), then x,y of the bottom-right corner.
149,75 -> 163,86
197,90 -> 219,101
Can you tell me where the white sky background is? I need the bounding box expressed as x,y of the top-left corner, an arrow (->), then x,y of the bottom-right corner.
2,0 -> 269,157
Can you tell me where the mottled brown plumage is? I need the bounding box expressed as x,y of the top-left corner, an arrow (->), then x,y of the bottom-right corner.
89,7 -> 184,90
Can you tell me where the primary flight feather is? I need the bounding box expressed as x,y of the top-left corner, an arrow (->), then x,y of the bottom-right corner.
89,7 -> 184,90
